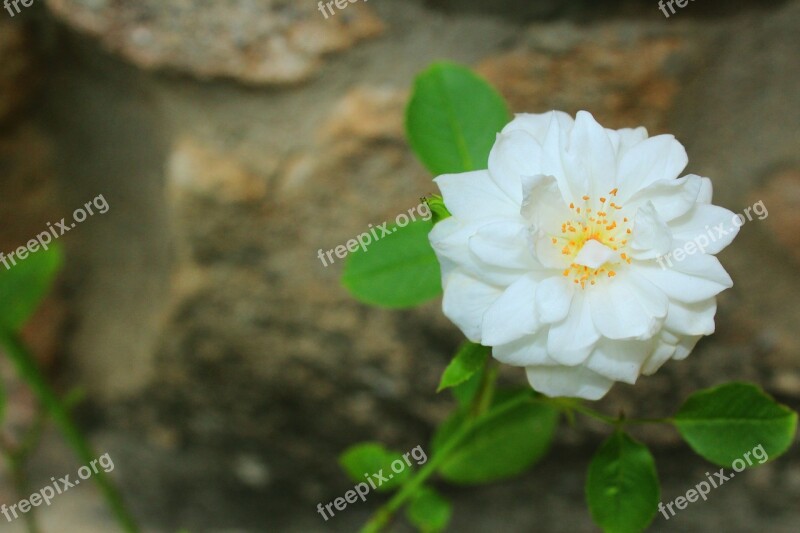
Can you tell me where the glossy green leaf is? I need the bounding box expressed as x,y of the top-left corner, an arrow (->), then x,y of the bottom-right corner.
406,62 -> 510,175
673,382 -> 798,466
437,342 -> 489,392
339,442 -> 411,492
342,220 -> 441,309
406,487 -> 452,533
586,431 -> 659,533
434,390 -> 558,484
0,244 -> 62,332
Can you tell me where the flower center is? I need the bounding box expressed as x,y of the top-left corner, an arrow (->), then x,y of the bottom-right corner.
551,188 -> 633,288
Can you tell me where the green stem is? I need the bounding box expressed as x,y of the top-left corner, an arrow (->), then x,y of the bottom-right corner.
1,436 -> 41,533
470,361 -> 497,419
361,360 -> 510,533
547,398 -> 672,427
0,332 -> 140,532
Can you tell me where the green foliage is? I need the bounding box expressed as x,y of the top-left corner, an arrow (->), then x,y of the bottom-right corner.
406,61 -> 510,175
339,443 -> 411,492
434,390 -> 559,484
437,342 -> 489,392
406,487 -> 452,533
673,382 -> 798,466
0,244 -> 63,332
342,220 -> 441,309
586,431 -> 660,533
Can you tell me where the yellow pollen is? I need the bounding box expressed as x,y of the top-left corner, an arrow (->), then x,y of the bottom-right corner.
553,192 -> 634,289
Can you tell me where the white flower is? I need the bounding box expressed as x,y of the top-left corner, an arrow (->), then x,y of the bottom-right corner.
429,111 -> 738,400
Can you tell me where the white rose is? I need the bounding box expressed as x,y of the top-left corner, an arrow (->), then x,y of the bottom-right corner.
429,111 -> 738,400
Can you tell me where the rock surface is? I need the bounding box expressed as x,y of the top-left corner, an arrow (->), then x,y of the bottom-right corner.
47,0 -> 385,85
0,19 -> 38,127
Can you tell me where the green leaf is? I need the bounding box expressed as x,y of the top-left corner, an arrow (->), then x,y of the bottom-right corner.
586,431 -> 660,533
450,365 -> 483,410
339,442 -> 411,492
0,244 -> 63,332
437,342 -> 489,392
406,61 -> 510,175
341,220 -> 441,309
406,487 -> 452,533
434,390 -> 559,484
673,382 -> 798,466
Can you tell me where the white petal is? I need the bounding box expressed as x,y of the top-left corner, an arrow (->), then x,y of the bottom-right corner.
488,130 -> 543,204
468,221 -> 536,271
539,111 -> 578,203
430,218 -> 522,286
482,274 -> 541,346
669,204 -> 741,255
441,271 -> 502,342
641,337 -> 679,375
526,364 -> 614,400
503,111 -> 574,145
574,239 -> 616,269
589,276 -> 667,340
616,135 -> 688,200
665,299 -> 717,336
434,170 -> 519,221
520,174 -> 570,232
632,254 -> 733,303
606,127 -> 649,156
586,339 -> 653,384
493,331 -> 552,366
672,335 -> 702,360
696,177 -> 713,204
625,174 -> 702,222
546,292 -> 600,365
535,276 -> 574,324
563,111 -> 618,198
629,202 -> 673,260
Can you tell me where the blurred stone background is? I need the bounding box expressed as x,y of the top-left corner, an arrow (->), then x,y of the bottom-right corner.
0,0 -> 798,531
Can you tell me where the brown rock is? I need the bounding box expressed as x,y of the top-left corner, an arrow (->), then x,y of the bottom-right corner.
753,168 -> 800,266
46,0 -> 385,85
477,22 -> 707,132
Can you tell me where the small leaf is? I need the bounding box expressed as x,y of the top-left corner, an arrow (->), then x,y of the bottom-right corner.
406,487 -> 452,533
0,244 -> 63,332
450,364 -> 483,410
673,382 -> 798,466
339,442 -> 411,492
435,390 -> 558,484
342,220 -> 441,309
406,62 -> 510,175
586,431 -> 660,533
424,195 -> 451,224
437,342 -> 489,392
